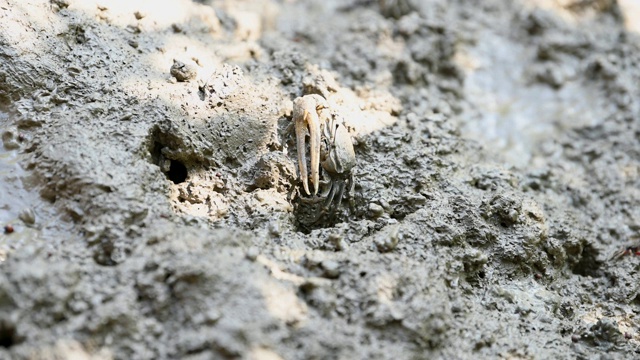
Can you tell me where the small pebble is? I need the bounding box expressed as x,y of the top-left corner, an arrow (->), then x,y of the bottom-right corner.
19,208 -> 36,225
328,233 -> 347,251
625,332 -> 633,340
170,59 -> 197,82
205,309 -> 221,324
172,23 -> 184,33
268,222 -> 281,237
254,191 -> 266,202
245,247 -> 259,261
2,130 -> 20,150
571,334 -> 580,343
368,203 -> 384,218
134,11 -> 146,20
321,260 -> 341,279
51,0 -> 70,9
375,225 -> 400,252
4,225 -> 14,234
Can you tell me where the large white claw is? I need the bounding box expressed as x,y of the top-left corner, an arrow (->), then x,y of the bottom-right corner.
293,95 -> 326,196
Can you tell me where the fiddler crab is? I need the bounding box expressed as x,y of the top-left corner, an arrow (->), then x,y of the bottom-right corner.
291,94 -> 356,214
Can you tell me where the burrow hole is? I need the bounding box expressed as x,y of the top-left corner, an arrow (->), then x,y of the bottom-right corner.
168,160 -> 188,184
151,140 -> 188,184
0,321 -> 19,348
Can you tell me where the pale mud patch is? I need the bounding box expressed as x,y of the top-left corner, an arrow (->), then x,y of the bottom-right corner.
457,31 -> 614,168
0,111 -> 67,262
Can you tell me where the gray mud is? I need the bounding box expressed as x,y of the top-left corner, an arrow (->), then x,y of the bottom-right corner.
0,0 -> 639,359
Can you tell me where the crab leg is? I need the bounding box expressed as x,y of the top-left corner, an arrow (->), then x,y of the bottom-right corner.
294,99 -> 322,195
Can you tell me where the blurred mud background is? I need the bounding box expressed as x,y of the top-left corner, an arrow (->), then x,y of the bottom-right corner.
1,0 -> 640,358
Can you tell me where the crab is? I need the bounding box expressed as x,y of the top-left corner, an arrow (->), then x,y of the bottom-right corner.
292,94 -> 356,212
318,110 -> 356,212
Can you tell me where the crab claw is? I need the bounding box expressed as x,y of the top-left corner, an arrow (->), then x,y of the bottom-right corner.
293,95 -> 326,196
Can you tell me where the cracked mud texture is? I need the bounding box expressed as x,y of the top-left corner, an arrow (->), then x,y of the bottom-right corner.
0,0 -> 640,359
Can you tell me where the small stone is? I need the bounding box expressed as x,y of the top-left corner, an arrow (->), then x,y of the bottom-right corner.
246,247 -> 259,261
625,332 -> 633,340
170,59 -> 197,82
128,40 -> 139,49
321,260 -> 341,279
19,208 -> 36,225
328,233 -> 347,251
134,11 -> 146,20
375,225 -> 400,252
571,334 -> 580,343
253,152 -> 297,192
4,225 -> 14,234
205,309 -> 221,324
51,0 -> 70,9
126,24 -> 142,34
2,130 -> 20,150
254,191 -> 266,202
268,222 -> 281,237
368,203 -> 384,218
171,23 -> 184,33
397,12 -> 421,36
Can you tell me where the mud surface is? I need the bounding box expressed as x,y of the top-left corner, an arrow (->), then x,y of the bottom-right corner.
1,0 -> 640,359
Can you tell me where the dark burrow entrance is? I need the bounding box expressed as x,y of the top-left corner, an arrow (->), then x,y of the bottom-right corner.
0,320 -> 20,348
149,130 -> 189,184
167,159 -> 187,184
